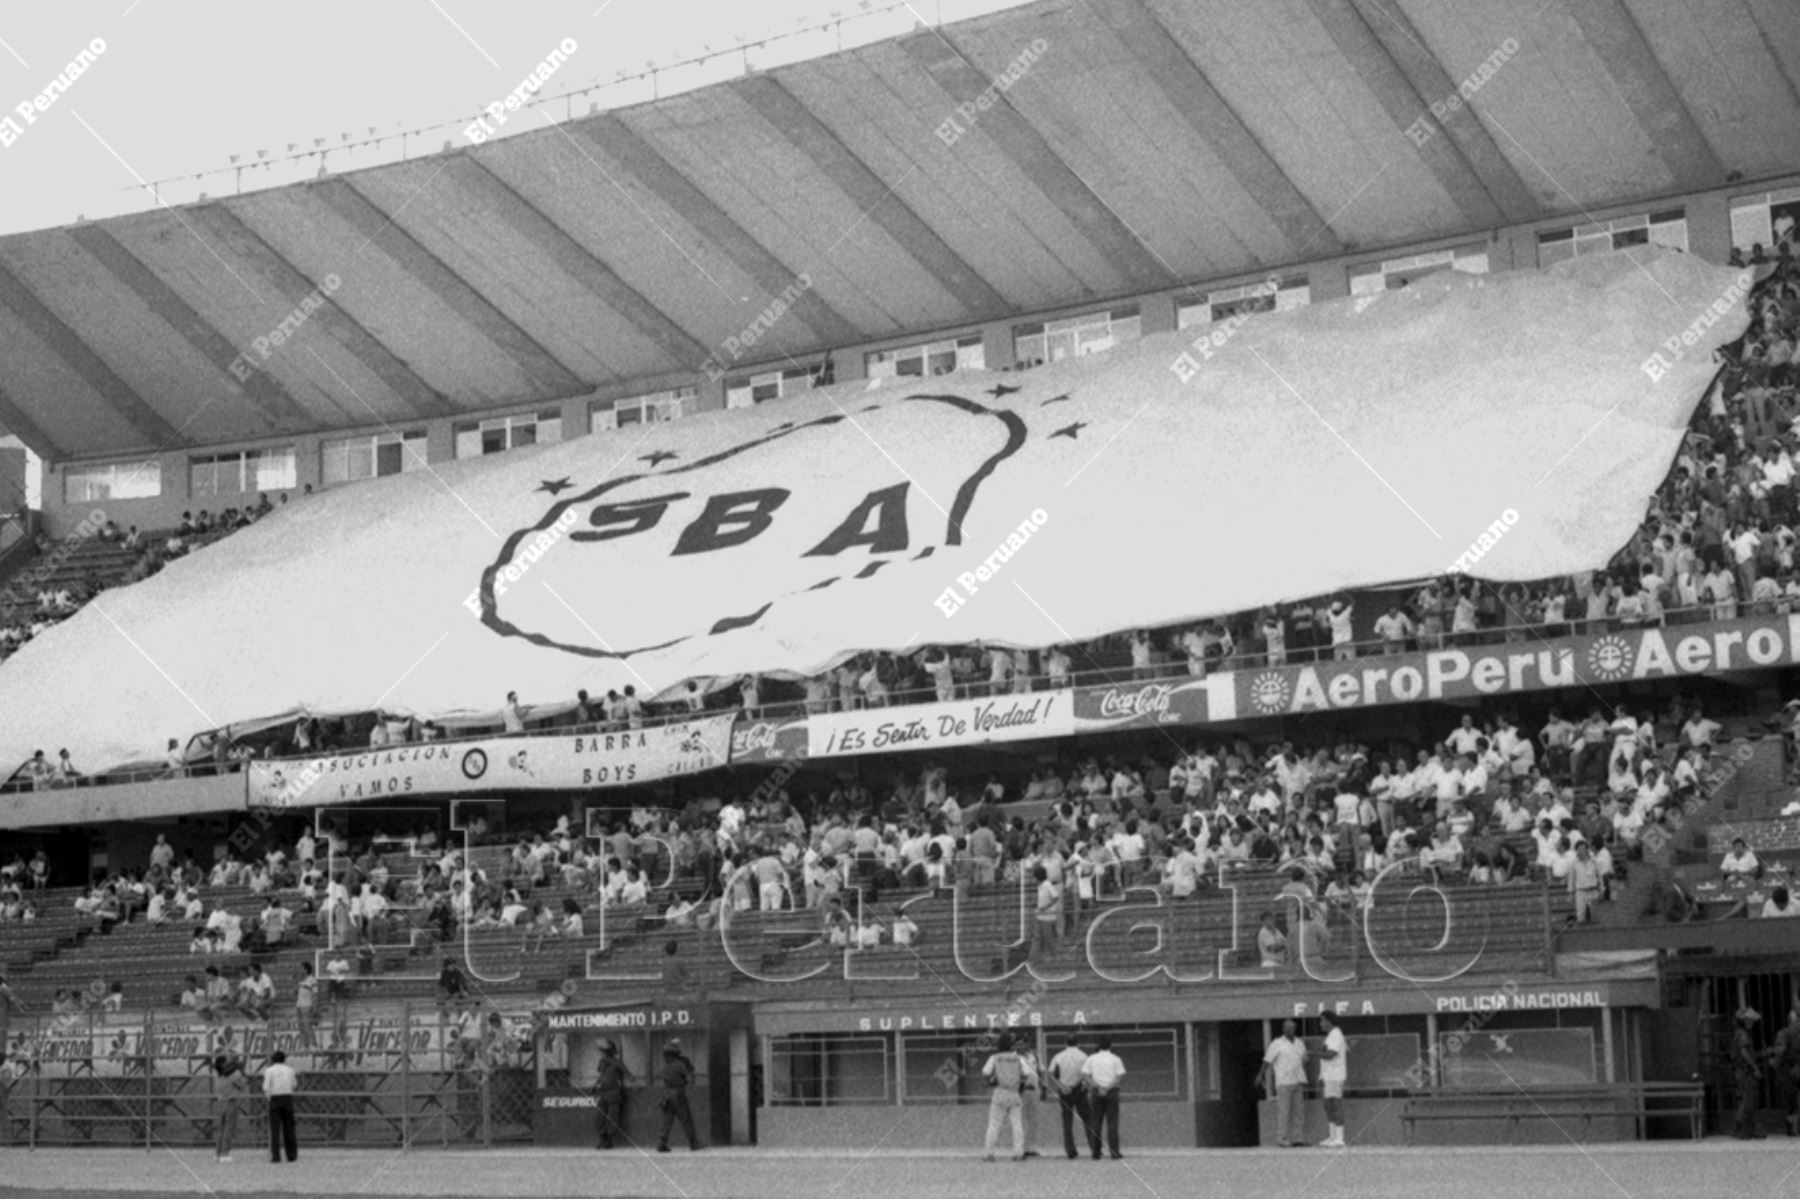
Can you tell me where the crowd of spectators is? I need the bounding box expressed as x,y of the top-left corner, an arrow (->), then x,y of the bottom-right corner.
0,498 -> 276,667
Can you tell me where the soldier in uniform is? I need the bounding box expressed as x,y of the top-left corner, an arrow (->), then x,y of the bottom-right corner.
1734,1005 -> 1767,1139
656,1038 -> 702,1152
1773,1005 -> 1800,1136
593,1039 -> 630,1149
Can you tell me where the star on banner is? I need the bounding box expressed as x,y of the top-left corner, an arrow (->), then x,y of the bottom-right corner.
536,478 -> 574,495
639,451 -> 678,467
1050,421 -> 1087,440
985,383 -> 1020,398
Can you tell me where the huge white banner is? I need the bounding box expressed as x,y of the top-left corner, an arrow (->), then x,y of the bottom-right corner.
247,715 -> 735,806
0,250 -> 1750,771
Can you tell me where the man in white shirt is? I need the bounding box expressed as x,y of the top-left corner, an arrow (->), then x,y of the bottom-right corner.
1682,708 -> 1722,749
1079,1036 -> 1127,1160
1327,600 -> 1355,660
1373,605 -> 1413,655
1317,1011 -> 1349,1147
262,1051 -> 299,1162
1446,716 -> 1483,758
980,1032 -> 1039,1162
1045,1034 -> 1092,1159
1721,838 -> 1761,880
1261,1019 -> 1309,1148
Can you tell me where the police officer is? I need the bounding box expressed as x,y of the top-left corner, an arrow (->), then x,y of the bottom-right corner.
656,1038 -> 702,1152
1734,1006 -> 1767,1139
594,1039 -> 629,1149
1773,1005 -> 1800,1137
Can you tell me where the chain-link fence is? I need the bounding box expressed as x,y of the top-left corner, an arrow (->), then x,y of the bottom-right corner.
0,1000 -> 537,1149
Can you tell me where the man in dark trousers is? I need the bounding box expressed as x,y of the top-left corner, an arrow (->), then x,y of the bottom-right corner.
1045,1033 -> 1092,1159
656,1038 -> 702,1152
1774,1005 -> 1800,1137
594,1039 -> 630,1149
1734,1006 -> 1767,1139
262,1049 -> 300,1161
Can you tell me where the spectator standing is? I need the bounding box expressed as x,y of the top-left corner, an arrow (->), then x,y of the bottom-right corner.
979,1031 -> 1037,1161
263,1050 -> 300,1162
212,1042 -> 247,1162
1080,1035 -> 1126,1160
1261,1018 -> 1309,1148
294,963 -> 317,1048
655,1039 -> 701,1152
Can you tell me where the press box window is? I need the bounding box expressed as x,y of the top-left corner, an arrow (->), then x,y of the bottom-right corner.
1730,187 -> 1800,253
453,410 -> 563,459
1538,209 -> 1687,267
322,431 -> 427,485
725,367 -> 817,410
1013,305 -> 1141,368
591,386 -> 697,432
63,460 -> 162,503
1349,245 -> 1488,295
1177,276 -> 1311,329
190,446 -> 297,497
866,334 -> 985,380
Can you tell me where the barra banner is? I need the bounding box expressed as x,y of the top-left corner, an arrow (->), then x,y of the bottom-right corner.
1228,615 -> 1800,719
0,249 -> 1749,771
247,714 -> 736,806
807,691 -> 1072,758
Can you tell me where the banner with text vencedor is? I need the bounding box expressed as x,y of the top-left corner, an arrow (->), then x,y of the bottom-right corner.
0,249 -> 1747,771
247,714 -> 736,806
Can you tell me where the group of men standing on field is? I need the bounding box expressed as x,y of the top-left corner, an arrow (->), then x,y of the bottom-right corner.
979,1031 -> 1126,1161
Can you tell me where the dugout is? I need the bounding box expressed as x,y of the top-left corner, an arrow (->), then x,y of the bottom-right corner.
753,978 -> 1662,1148
531,1001 -> 755,1147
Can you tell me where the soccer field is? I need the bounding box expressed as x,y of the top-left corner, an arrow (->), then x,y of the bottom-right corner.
0,1142 -> 1796,1199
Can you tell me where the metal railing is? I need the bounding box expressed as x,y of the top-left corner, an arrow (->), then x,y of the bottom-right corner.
0,599 -> 1776,794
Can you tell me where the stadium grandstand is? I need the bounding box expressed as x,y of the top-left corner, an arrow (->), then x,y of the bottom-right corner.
5,0 -> 1800,1173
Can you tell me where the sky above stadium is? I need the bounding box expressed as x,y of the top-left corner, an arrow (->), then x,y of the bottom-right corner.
0,0 -> 1035,237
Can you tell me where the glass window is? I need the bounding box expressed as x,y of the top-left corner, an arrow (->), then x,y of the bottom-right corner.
1730,188 -> 1800,253
1349,245 -> 1488,296
725,367 -> 816,410
453,411 -> 562,459
1177,276 -> 1311,329
249,447 -> 297,493
591,387 -> 697,433
322,432 -> 426,485
767,1035 -> 894,1106
64,460 -> 161,503
901,1032 -> 995,1105
866,334 -> 986,380
1537,209 -> 1688,268
1090,1026 -> 1185,1100
1014,306 -> 1140,368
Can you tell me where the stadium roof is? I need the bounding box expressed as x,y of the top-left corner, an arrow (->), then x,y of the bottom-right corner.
1,0 -> 1796,462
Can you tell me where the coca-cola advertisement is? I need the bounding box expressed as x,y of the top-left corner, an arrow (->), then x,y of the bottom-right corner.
729,716 -> 810,764
1072,678 -> 1211,730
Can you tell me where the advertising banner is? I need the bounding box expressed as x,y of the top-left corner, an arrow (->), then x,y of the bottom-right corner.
247,714 -> 736,806
806,690 -> 1073,758
729,716 -> 811,764
1229,615 -> 1800,719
